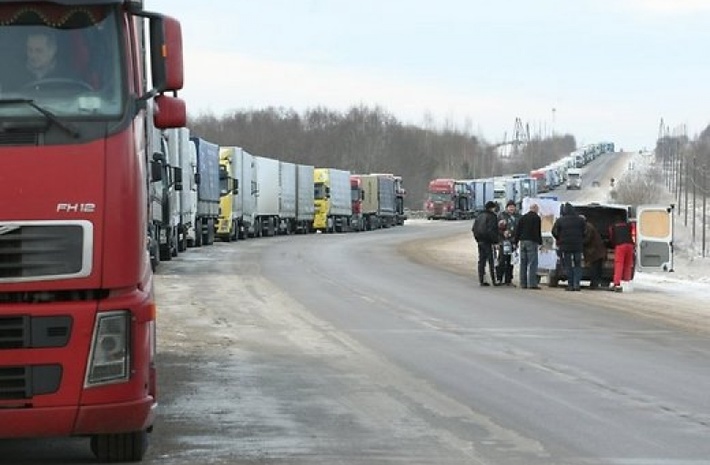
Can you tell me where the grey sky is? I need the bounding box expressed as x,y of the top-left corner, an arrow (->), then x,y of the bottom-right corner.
147,0 -> 710,151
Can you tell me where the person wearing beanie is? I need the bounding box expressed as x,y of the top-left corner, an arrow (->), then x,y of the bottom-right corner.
496,200 -> 520,285
472,201 -> 501,286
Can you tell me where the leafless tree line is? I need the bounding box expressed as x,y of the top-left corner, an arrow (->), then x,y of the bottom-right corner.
657,126 -> 710,257
189,106 -> 576,209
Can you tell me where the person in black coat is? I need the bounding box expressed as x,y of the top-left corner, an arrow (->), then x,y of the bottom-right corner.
551,202 -> 586,291
472,201 -> 500,286
513,203 -> 543,289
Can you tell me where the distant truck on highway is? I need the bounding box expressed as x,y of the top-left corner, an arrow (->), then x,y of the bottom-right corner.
566,168 -> 582,190
190,137 -> 221,246
314,168 -> 352,232
424,178 -> 474,220
351,174 -> 398,230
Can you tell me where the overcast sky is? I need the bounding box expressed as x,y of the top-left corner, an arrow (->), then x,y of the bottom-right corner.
147,0 -> 710,151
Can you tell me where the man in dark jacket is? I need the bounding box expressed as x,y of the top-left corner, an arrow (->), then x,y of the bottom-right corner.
513,203 -> 542,289
472,201 -> 500,286
551,202 -> 586,291
496,200 -> 520,285
582,216 -> 606,289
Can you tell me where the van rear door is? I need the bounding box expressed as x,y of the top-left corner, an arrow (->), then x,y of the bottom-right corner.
635,205 -> 674,272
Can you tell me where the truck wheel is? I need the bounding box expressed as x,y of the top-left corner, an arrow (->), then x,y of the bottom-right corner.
194,227 -> 202,247
204,219 -> 215,245
548,270 -> 560,288
91,430 -> 148,463
177,229 -> 187,252
159,243 -> 172,261
230,221 -> 238,241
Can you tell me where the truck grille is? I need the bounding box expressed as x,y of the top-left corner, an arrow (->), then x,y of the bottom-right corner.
0,221 -> 92,283
0,316 -> 72,349
0,365 -> 62,400
0,132 -> 39,146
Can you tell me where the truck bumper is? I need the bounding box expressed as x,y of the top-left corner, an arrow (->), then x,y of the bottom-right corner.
0,397 -> 155,438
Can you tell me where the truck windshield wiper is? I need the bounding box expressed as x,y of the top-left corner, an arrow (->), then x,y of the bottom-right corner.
0,98 -> 80,138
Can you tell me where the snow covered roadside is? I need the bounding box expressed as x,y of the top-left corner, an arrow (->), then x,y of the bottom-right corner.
615,151 -> 710,299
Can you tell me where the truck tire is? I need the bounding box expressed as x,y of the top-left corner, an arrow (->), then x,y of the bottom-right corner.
231,221 -> 238,241
194,226 -> 202,247
91,430 -> 148,463
177,226 -> 187,252
159,243 -> 172,261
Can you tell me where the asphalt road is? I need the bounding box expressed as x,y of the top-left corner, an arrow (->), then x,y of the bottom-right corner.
4,155 -> 710,465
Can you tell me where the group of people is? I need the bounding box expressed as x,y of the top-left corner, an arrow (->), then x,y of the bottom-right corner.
472,200 -> 635,292
472,200 -> 542,289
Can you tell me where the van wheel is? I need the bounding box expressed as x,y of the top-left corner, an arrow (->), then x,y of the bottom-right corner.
548,271 -> 560,288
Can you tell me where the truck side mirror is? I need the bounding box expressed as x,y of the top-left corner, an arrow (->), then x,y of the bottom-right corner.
152,151 -> 165,163
154,95 -> 186,129
149,15 -> 184,92
173,167 -> 183,191
234,179 -> 239,195
194,172 -> 201,185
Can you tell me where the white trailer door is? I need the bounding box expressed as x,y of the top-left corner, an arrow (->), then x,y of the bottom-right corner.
636,205 -> 674,272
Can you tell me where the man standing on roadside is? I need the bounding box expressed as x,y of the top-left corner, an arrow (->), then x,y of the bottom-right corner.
496,200 -> 520,286
609,217 -> 634,292
472,201 -> 500,287
514,203 -> 542,289
551,202 -> 586,291
582,216 -> 606,289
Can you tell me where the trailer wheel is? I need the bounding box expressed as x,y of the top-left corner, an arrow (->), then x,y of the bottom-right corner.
159,243 -> 172,261
91,430 -> 148,463
194,227 -> 202,247
231,221 -> 238,241
177,228 -> 187,252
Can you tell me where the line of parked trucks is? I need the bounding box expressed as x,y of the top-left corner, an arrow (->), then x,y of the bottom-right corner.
147,129 -> 407,270
424,142 -> 616,220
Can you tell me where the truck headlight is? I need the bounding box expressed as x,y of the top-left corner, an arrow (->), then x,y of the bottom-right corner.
85,311 -> 130,386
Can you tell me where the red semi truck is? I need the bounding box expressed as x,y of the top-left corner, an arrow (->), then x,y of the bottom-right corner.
424,178 -> 474,220
0,0 -> 186,461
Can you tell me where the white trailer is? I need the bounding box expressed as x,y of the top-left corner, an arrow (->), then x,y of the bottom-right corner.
295,163 -> 315,233
241,149 -> 259,239
175,127 -> 199,249
253,155 -> 280,237
278,161 -> 297,234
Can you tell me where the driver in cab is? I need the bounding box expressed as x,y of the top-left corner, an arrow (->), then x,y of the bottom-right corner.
20,30 -> 82,90
26,31 -> 59,80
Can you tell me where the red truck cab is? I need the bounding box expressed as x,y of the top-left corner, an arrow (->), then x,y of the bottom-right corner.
424,178 -> 456,220
0,1 -> 185,461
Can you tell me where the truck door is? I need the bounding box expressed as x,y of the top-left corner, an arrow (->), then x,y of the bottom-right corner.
635,205 -> 674,272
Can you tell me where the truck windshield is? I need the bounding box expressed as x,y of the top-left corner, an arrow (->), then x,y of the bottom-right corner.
428,193 -> 450,202
0,3 -> 123,118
